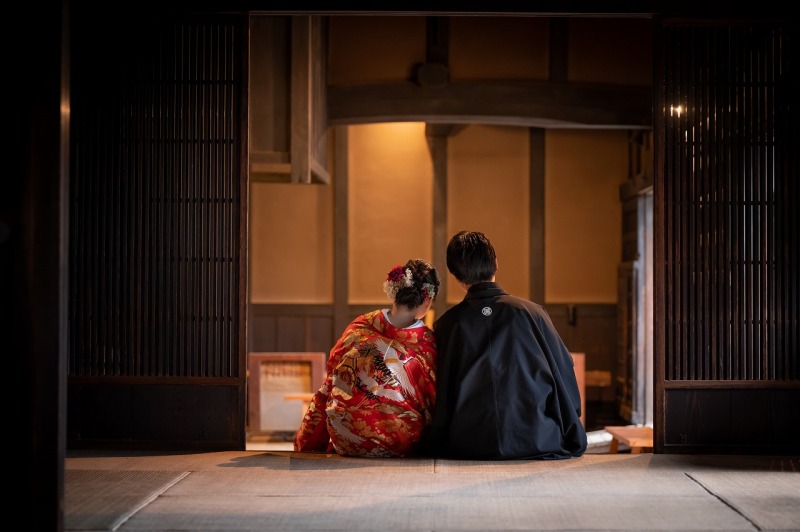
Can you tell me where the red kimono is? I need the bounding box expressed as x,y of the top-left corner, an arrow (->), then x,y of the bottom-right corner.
294,309 -> 437,457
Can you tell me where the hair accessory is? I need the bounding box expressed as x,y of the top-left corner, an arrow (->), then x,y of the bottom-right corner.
422,282 -> 437,301
383,265 -> 414,301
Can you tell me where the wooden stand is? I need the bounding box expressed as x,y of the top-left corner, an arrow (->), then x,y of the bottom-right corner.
604,425 -> 653,453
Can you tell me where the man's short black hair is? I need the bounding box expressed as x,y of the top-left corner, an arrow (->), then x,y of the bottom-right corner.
445,231 -> 497,285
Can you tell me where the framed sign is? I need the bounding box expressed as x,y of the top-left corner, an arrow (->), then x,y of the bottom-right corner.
247,352 -> 327,438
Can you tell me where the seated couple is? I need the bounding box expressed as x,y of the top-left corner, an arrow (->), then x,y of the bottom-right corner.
293,231 -> 587,460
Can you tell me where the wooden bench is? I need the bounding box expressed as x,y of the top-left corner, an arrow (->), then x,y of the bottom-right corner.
284,393 -> 314,403
604,425 -> 653,454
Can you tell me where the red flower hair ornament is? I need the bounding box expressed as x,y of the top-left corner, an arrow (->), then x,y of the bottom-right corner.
383,265 -> 413,301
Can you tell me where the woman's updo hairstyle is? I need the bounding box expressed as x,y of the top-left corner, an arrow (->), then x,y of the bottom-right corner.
382,258 -> 440,309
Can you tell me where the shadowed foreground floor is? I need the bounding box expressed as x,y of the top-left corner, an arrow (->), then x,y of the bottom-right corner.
65,449 -> 799,531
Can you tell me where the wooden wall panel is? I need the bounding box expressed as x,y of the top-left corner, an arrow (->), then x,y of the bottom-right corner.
276,317 -> 308,351
548,304 -> 617,375
131,385 -> 239,443
250,304 -> 334,353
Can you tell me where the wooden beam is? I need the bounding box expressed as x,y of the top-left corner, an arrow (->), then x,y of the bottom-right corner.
329,81 -> 651,129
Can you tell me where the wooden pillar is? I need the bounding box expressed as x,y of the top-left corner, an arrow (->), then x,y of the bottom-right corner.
332,126 -> 350,339
530,128 -> 545,304
427,124 -> 455,321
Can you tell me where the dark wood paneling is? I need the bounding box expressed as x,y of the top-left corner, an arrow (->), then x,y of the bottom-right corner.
132,384 -> 239,442
548,304 -> 616,363
664,388 -> 800,453
545,303 -> 617,380
308,316 -> 335,352
250,304 -> 334,353
276,317 -> 308,351
68,384 -> 132,440
68,380 -> 240,450
664,389 -> 730,446
730,389 -> 800,446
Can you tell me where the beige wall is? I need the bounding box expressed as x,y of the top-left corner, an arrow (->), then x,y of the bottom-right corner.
249,182 -> 333,303
447,125 -> 531,304
545,129 -> 628,303
348,122 -> 434,304
249,126 -> 629,306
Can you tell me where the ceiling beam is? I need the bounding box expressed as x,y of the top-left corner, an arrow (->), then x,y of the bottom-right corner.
328,80 -> 652,129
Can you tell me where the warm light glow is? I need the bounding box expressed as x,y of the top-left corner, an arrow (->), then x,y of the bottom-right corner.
670,104 -> 683,117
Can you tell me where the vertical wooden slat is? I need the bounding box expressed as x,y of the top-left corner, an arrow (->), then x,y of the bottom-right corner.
745,25 -> 753,378
709,28 -> 719,380
720,27 -> 729,380
193,22 -> 201,377
695,27 -> 703,379
211,23 -> 219,377
731,27 -> 741,380
660,23 -> 795,384
784,26 -> 798,379
757,28 -> 765,380
70,15 -> 242,380
223,21 -> 231,374
763,28 -> 773,380
669,29 -> 679,381
681,26 -> 690,380
225,21 -> 233,373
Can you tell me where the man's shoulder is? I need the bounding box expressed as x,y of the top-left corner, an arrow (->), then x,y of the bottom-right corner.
498,293 -> 545,314
433,302 -> 467,329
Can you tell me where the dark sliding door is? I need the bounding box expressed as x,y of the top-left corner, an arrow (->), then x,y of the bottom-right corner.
67,9 -> 249,450
655,20 -> 799,453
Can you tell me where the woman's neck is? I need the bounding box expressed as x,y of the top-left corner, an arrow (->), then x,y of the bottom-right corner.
386,305 -> 418,329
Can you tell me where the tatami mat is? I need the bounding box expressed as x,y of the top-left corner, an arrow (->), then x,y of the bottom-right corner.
688,471 -> 800,531
65,470 -> 188,531
65,451 -> 800,531
120,493 -> 755,531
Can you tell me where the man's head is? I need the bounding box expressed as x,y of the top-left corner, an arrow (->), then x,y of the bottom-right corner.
445,231 -> 497,285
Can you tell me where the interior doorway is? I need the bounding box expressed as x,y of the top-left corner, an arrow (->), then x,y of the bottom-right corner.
632,190 -> 654,426
245,14 -> 656,450
617,168 -> 654,428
